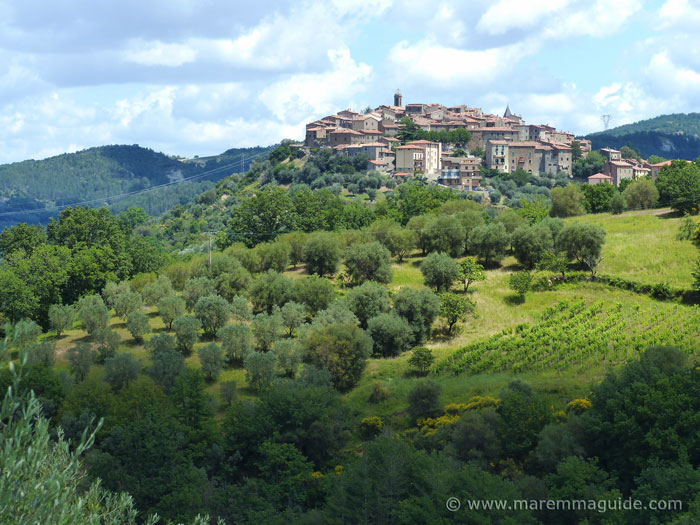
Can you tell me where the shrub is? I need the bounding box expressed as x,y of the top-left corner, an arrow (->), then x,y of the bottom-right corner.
368,381 -> 390,403
360,416 -> 383,439
407,347 -> 435,376
407,381 -> 442,423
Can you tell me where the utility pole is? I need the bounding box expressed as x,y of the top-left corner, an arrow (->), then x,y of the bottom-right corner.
207,231 -> 213,269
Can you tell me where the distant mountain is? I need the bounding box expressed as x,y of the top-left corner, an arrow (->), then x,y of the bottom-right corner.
0,144 -> 273,229
585,113 -> 700,160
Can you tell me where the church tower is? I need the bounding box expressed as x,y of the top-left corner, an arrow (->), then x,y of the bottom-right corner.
394,89 -> 402,107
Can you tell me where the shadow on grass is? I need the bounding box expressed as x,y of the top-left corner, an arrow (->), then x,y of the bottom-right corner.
656,210 -> 683,219
504,294 -> 525,305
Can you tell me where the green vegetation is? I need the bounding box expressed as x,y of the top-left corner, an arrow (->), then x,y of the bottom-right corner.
1,142 -> 699,524
587,112 -> 700,159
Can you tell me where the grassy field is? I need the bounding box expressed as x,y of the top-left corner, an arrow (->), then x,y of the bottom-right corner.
569,208 -> 697,288
47,207 -> 697,420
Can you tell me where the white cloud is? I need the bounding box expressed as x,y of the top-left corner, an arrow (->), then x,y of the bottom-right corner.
477,0 -> 572,35
659,0 -> 700,29
258,47 -> 373,122
122,41 -> 197,67
387,38 -> 536,89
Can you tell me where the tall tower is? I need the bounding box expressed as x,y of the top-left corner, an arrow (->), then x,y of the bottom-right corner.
394,89 -> 402,107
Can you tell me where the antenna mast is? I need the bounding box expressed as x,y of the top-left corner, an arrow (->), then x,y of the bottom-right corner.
601,114 -> 611,131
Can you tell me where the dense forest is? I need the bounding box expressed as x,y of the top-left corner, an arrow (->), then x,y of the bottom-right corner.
1,144 -> 700,523
0,144 -> 273,229
586,113 -> 700,160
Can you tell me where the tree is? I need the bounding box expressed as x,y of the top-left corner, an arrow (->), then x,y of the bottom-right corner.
421,215 -> 466,257
142,275 -> 175,306
407,347 -> 435,376
343,281 -> 391,328
518,195 -> 551,224
198,342 -> 225,382
279,231 -> 308,268
512,224 -> 554,269
469,223 -> 509,265
623,178 -> 659,209
245,351 -> 278,392
214,267 -> 252,303
581,182 -> 616,213
497,379 -> 551,460
0,385 -> 151,525
301,322 -> 372,391
457,258 -> 486,292
272,339 -> 302,377
344,241 -> 393,284
280,301 -> 306,336
94,328 -> 121,363
609,191 -> 627,214
182,276 -> 216,311
252,311 -> 283,352
620,145 -> 641,160
392,287 -> 440,345
102,280 -> 132,310
77,295 -> 110,336
229,295 -> 252,322
556,223 -> 606,265
113,291 -> 143,320
157,295 -> 186,330
172,316 -> 201,356
48,304 -> 75,337
302,232 -> 342,276
0,222 -> 46,258
217,323 -> 254,366
367,313 -> 413,357
420,252 -> 459,292
249,270 -> 293,314
439,292 -> 475,333
407,381 -> 442,422
104,353 -> 141,390
256,241 -> 290,273
656,161 -> 700,212
148,349 -> 185,392
509,271 -> 532,299
230,185 -> 297,246
370,220 -> 416,262
145,332 -> 176,357
292,275 -> 336,315
194,295 -> 231,336
66,342 -> 96,381
550,185 -> 585,217
126,310 -> 150,342
536,250 -> 569,278
220,380 -> 237,406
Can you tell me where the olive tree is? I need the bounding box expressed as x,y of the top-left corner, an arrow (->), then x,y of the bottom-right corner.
194,295 -> 231,336
420,252 -> 459,292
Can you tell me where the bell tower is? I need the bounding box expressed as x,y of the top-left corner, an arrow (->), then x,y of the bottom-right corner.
394,89 -> 402,107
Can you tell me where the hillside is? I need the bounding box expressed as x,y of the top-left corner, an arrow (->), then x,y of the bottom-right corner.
0,144 -> 273,229
586,112 -> 700,159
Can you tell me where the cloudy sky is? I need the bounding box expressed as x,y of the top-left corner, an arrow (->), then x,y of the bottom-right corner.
0,0 -> 698,163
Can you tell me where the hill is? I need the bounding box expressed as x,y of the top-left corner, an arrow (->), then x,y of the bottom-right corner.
585,112 -> 700,159
0,144 -> 273,229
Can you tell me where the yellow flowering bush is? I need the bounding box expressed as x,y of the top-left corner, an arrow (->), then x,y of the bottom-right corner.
567,398 -> 592,414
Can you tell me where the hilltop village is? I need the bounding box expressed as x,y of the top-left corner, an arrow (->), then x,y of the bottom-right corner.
304,91 -> 670,191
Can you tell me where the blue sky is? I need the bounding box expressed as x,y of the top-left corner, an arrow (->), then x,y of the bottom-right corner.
0,0 -> 699,163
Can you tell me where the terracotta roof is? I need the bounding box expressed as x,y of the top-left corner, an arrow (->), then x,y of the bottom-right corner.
407,139 -> 439,145
393,172 -> 410,176
368,160 -> 388,165
396,145 -> 422,150
588,173 -> 612,179
330,128 -> 362,135
650,160 -> 672,167
483,127 -> 518,132
610,160 -> 632,167
488,140 -> 510,145
360,130 -> 384,135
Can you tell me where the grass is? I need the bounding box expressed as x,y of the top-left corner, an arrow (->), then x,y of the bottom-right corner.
568,208 -> 697,288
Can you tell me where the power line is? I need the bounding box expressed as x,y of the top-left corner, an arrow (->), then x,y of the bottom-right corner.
0,149 -> 270,218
